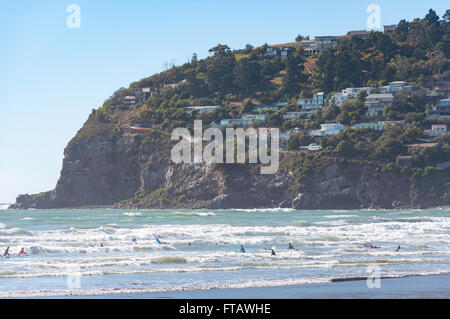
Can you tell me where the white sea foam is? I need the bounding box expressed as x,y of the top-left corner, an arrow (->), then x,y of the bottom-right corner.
0,208 -> 448,297
123,212 -> 142,217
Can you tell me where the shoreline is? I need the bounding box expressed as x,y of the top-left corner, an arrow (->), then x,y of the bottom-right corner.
12,273 -> 450,299
68,273 -> 450,299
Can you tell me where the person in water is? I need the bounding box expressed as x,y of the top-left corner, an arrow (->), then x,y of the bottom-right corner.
3,247 -> 10,257
395,245 -> 401,252
288,243 -> 296,250
239,245 -> 245,253
271,248 -> 276,256
18,248 -> 27,256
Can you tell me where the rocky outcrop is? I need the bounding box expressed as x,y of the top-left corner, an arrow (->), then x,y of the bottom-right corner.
10,130 -> 447,210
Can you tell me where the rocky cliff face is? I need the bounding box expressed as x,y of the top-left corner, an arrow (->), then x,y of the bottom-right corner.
10,127 -> 445,210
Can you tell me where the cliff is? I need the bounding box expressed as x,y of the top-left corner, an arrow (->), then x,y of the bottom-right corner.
10,124 -> 448,210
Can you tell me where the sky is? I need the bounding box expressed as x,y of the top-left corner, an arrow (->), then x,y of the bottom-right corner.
0,0 -> 448,203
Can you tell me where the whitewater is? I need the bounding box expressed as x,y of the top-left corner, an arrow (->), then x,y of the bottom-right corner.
0,208 -> 449,297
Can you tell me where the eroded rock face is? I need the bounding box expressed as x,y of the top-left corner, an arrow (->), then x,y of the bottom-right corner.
9,132 -> 446,210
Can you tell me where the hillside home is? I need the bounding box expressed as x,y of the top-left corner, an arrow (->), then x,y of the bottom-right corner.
300,39 -> 320,55
379,81 -> 413,95
131,87 -> 156,103
298,92 -> 325,110
283,112 -> 302,120
365,93 -> 394,116
352,121 -> 404,131
220,114 -> 267,127
264,43 -> 299,59
331,87 -> 374,106
346,30 -> 371,39
437,98 -> 450,116
300,143 -> 322,151
164,79 -> 187,89
424,124 -> 448,137
314,36 -> 342,51
123,96 -> 136,106
310,123 -> 344,136
383,25 -> 396,34
185,106 -> 220,115
254,103 -> 285,112
407,143 -> 438,151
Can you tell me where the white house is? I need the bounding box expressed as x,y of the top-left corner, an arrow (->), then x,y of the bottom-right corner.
351,121 -> 404,131
283,112 -> 303,120
351,122 -> 382,131
220,114 -> 267,127
310,123 -> 345,136
331,87 -> 374,107
424,124 -> 448,137
185,106 -> 220,115
300,143 -> 322,151
298,92 -> 325,110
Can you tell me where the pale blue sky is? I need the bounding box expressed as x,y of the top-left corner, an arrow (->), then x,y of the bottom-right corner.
0,0 -> 448,203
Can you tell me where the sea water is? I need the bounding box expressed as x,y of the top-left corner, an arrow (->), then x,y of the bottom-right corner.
0,208 -> 448,297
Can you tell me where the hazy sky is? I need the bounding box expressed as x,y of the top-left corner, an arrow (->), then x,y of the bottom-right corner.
0,0 -> 448,203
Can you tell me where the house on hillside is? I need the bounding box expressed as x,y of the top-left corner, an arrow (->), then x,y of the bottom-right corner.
164,79 -> 187,89
314,36 -> 342,50
351,121 -> 404,131
379,81 -> 414,95
383,25 -> 396,34
310,123 -> 344,136
131,87 -> 157,103
123,95 -> 136,106
365,93 -> 394,116
298,92 -> 325,110
300,39 -> 320,55
437,98 -> 450,116
346,30 -> 371,39
300,143 -> 322,152
220,114 -> 267,127
283,112 -> 303,120
185,106 -> 220,115
330,87 -> 374,107
424,124 -> 448,137
264,43 -> 299,59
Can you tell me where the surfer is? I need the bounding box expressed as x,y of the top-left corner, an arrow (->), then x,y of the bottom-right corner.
288,243 -> 296,250
239,245 -> 245,253
3,247 -> 10,257
264,247 -> 276,255
131,237 -> 137,244
369,244 -> 380,249
155,236 -> 167,245
100,243 -> 104,247
17,248 -> 27,256
395,245 -> 401,252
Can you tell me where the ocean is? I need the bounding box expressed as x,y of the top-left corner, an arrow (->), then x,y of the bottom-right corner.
0,208 -> 449,297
